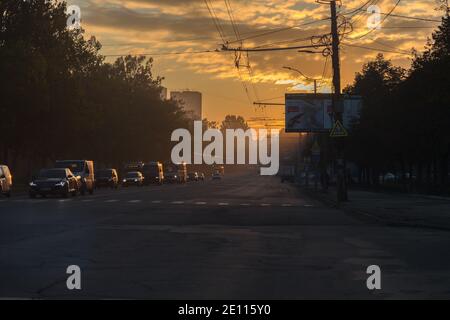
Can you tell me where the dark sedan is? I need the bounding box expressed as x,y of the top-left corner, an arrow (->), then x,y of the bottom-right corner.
29,168 -> 79,198
122,171 -> 144,187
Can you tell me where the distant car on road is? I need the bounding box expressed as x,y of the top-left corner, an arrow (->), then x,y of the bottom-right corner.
122,171 -> 144,187
55,160 -> 95,195
29,168 -> 79,198
165,162 -> 187,183
164,172 -> 178,183
96,169 -> 119,189
187,172 -> 199,182
279,165 -> 295,183
142,162 -> 164,185
0,165 -> 12,197
212,171 -> 222,180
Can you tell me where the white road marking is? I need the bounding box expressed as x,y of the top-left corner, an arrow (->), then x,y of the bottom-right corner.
58,199 -> 72,202
152,200 -> 162,204
195,202 -> 207,205
261,203 -> 271,207
105,199 -> 118,203
172,201 -> 184,204
81,199 -> 94,202
218,202 -> 229,206
128,200 -> 141,203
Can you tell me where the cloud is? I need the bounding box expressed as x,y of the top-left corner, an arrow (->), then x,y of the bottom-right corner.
69,0 -> 445,123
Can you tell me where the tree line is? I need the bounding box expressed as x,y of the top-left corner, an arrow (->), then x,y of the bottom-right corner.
0,0 -> 191,179
343,9 -> 450,192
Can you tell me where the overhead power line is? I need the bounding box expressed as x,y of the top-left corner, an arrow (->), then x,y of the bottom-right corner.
222,43 -> 329,52
102,49 -> 221,57
350,0 -> 402,40
341,42 -> 413,56
349,8 -> 442,23
226,16 -> 332,45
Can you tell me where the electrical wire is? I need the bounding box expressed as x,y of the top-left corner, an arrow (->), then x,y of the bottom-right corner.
350,0 -> 402,40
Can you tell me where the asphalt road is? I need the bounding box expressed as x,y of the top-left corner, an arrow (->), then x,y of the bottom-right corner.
1,171 -> 450,299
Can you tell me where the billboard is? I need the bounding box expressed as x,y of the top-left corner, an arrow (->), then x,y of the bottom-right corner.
285,93 -> 362,133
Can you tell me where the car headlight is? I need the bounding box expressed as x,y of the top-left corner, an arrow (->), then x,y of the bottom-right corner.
29,182 -> 37,187
134,179 -> 138,182
123,179 -> 127,183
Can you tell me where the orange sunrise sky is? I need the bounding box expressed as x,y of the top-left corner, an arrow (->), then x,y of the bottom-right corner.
71,0 -> 445,127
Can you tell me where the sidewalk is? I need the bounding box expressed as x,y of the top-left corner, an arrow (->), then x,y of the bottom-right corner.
302,185 -> 450,231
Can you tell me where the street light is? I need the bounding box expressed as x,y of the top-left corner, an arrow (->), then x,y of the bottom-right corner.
283,66 -> 320,94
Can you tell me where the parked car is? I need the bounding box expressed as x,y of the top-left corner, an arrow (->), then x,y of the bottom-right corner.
187,172 -> 199,182
55,160 -> 95,195
29,168 -> 79,198
164,172 -> 178,184
96,169 -> 119,189
122,171 -> 144,187
142,162 -> 164,185
0,165 -> 12,197
164,162 -> 187,183
199,173 -> 205,181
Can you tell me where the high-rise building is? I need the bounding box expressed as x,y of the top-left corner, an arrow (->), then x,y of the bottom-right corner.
160,87 -> 168,101
170,90 -> 202,121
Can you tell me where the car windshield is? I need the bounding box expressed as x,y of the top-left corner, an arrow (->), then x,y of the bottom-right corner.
126,172 -> 140,178
55,161 -> 85,173
38,169 -> 66,179
97,170 -> 112,177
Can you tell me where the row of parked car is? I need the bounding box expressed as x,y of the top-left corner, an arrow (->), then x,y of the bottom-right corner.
0,161 -> 224,199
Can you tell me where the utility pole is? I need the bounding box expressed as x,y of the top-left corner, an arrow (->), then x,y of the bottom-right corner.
330,0 -> 348,202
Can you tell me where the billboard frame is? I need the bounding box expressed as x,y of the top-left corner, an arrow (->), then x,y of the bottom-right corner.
285,93 -> 362,133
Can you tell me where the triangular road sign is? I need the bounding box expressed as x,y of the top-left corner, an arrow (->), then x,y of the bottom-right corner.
330,120 -> 348,137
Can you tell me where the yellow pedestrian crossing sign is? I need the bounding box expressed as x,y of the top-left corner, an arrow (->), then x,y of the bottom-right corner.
330,120 -> 348,137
